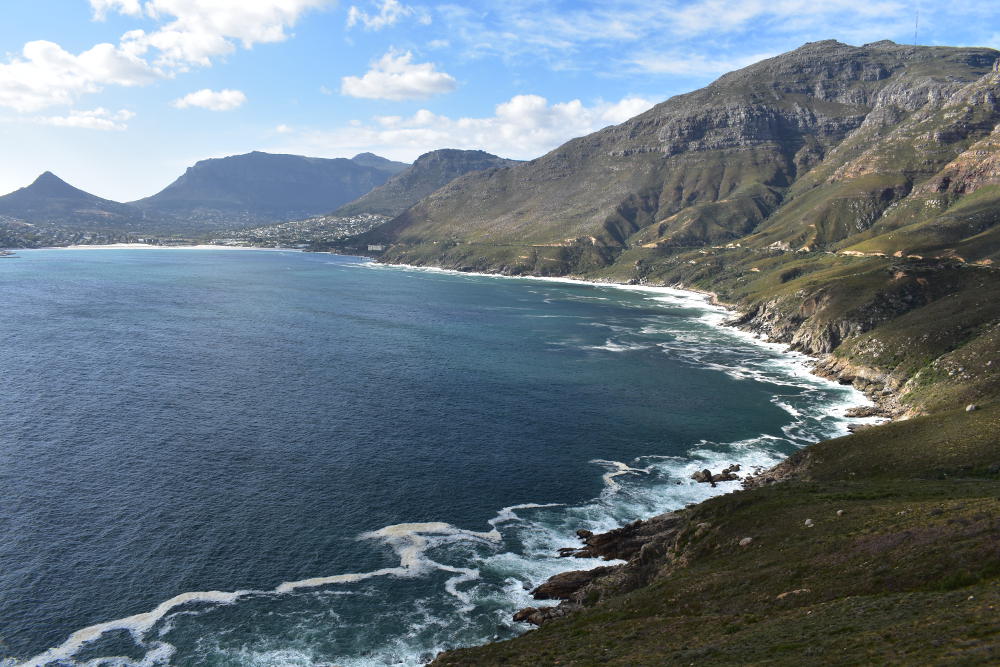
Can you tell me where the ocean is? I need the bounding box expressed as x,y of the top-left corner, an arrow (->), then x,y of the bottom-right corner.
0,248 -> 866,666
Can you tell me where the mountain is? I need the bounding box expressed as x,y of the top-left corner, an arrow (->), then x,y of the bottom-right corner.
0,171 -> 140,226
132,151 -> 409,228
334,149 -> 521,218
363,40 -> 1000,267
349,152 -> 409,176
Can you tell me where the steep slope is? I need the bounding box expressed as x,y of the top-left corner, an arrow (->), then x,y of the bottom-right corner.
334,149 -> 520,218
0,172 -> 142,229
360,41 -> 998,274
132,151 -> 404,228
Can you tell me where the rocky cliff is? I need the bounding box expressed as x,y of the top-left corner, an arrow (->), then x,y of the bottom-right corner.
364,40 -> 999,272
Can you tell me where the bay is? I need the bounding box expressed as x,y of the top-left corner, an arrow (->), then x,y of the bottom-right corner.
0,249 -> 863,666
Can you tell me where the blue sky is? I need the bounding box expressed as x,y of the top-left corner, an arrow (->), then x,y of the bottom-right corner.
1,0 -> 998,201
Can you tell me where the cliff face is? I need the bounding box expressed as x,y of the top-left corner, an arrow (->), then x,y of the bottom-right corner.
367,41 -> 999,266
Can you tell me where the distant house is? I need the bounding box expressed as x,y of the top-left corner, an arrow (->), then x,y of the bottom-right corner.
367,244 -> 385,251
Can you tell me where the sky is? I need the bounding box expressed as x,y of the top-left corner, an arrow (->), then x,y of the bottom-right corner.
1,1 -> 998,201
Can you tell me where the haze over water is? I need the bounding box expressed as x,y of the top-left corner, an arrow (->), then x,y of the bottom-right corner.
0,249 -> 864,666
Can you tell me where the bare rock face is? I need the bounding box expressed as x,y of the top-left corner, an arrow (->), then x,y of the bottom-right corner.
531,567 -> 618,600
560,513 -> 684,561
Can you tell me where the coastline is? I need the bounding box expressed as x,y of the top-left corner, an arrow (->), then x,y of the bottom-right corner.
11,250 -> 880,667
371,258 -> 890,421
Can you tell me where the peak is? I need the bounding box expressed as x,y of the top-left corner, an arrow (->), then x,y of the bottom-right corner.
352,152 -> 379,159
863,39 -> 898,48
34,171 -> 65,184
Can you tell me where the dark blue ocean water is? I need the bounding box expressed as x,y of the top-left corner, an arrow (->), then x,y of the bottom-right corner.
0,249 -> 863,666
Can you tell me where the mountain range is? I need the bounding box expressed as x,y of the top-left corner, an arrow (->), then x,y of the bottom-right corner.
0,151 -> 412,237
363,40 -> 1000,269
130,151 -> 409,226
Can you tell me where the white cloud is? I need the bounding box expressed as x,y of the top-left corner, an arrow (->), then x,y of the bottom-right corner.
277,93 -> 655,161
435,1 -> 925,72
89,0 -> 142,20
127,0 -> 331,67
346,0 -> 417,30
275,123 -> 293,133
172,88 -> 247,110
319,84 -> 333,95
600,96 -> 656,123
341,49 -> 456,100
2,0 -> 328,113
0,40 -> 160,112
34,107 -> 135,131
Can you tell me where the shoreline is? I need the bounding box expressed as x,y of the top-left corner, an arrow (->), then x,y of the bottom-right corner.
370,258 -> 887,420
367,259 -> 912,649
14,251 -> 878,667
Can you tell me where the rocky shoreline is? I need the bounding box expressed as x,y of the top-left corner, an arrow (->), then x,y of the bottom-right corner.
502,278 -> 908,628
371,259 -> 912,638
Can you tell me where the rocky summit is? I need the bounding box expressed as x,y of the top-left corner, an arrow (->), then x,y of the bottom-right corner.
0,171 -> 141,228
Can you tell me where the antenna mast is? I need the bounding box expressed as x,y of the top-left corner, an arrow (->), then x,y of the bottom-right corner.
914,3 -> 919,46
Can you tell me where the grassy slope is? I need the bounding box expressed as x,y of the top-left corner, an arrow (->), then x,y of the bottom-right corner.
434,405 -> 1000,666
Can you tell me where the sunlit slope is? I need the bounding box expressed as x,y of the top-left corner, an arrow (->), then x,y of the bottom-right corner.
365,41 -> 998,268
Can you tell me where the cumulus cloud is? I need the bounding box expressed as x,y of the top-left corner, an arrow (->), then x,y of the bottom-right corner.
33,107 -> 135,131
89,0 -> 142,20
0,40 -> 159,112
278,94 -> 655,161
172,88 -> 247,110
275,123 -> 293,133
2,0 -> 328,113
341,49 -> 456,100
346,0 -> 421,30
124,0 -> 331,67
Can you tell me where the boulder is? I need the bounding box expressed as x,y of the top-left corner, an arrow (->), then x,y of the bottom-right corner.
691,469 -> 713,483
531,566 -> 616,600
